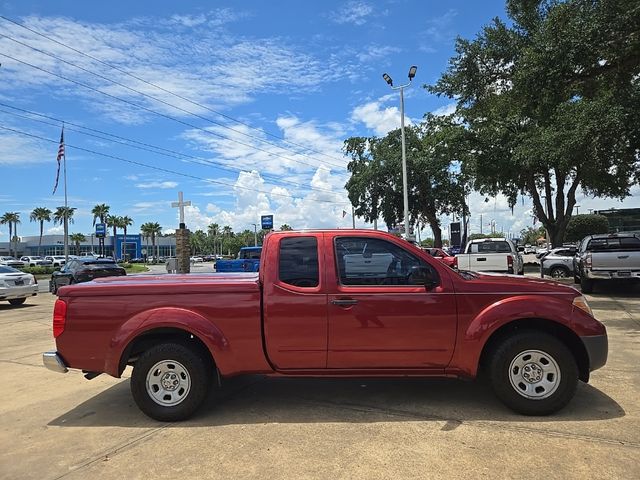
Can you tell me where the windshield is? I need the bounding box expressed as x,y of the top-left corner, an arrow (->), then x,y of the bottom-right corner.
0,265 -> 20,274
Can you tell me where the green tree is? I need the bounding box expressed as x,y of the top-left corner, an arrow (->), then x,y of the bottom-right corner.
69,233 -> 86,256
190,230 -> 207,255
344,123 -> 468,247
53,207 -> 75,255
91,204 -> 110,226
120,216 -> 133,260
106,214 -> 121,258
279,224 -> 293,231
429,0 -> 640,246
1,212 -> 21,258
565,214 -> 609,242
29,207 -> 52,256
207,223 -> 219,255
520,226 -> 547,245
140,222 -> 162,262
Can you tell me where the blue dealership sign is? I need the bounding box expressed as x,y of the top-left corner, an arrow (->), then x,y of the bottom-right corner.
95,223 -> 106,238
261,215 -> 274,230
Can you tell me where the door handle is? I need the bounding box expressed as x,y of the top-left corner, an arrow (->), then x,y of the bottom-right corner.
332,299 -> 358,306
477,257 -> 486,261
618,255 -> 629,259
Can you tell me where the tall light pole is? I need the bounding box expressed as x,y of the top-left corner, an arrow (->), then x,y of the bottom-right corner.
251,223 -> 258,246
382,65 -> 417,240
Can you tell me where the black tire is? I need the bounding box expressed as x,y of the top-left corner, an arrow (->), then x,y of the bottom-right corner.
549,266 -> 569,279
8,298 -> 26,306
488,331 -> 578,416
131,342 -> 212,422
580,276 -> 594,294
573,275 -> 580,284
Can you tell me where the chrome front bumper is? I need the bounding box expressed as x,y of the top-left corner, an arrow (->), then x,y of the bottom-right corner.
43,351 -> 68,373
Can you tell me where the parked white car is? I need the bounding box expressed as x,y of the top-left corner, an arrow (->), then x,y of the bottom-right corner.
456,238 -> 524,275
0,265 -> 38,305
20,256 -> 53,267
0,256 -> 25,268
44,256 -> 66,267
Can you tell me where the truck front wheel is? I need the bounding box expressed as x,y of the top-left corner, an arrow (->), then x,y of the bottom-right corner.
131,342 -> 212,421
488,331 -> 578,415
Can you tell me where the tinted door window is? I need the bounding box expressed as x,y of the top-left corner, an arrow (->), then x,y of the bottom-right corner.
279,237 -> 319,287
621,237 -> 640,251
335,237 -> 434,286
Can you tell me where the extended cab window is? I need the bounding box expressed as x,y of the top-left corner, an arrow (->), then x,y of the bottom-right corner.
279,237 -> 319,288
470,241 -> 511,253
335,237 -> 434,286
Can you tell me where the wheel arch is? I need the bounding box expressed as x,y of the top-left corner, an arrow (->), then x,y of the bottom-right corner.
118,327 -> 218,383
478,318 -> 590,382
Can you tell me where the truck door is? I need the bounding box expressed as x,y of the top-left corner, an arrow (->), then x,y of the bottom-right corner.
327,235 -> 457,369
262,235 -> 327,369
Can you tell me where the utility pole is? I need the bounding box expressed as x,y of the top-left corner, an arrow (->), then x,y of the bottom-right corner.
251,223 -> 258,246
480,214 -> 483,234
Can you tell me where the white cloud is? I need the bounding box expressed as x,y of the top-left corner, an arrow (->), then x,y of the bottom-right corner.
135,181 -> 178,189
0,127 -> 54,165
47,225 -> 64,234
331,1 -> 374,26
351,99 -> 412,136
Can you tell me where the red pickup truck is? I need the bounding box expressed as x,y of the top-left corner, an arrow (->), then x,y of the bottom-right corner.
43,230 -> 607,421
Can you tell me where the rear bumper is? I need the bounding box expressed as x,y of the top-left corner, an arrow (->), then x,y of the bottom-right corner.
581,334 -> 608,372
43,351 -> 68,373
584,270 -> 640,280
0,285 -> 38,300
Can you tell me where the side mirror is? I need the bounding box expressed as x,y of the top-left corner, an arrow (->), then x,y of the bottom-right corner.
408,265 -> 439,289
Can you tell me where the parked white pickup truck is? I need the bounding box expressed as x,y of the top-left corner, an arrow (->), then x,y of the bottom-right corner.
456,238 -> 523,274
573,233 -> 640,293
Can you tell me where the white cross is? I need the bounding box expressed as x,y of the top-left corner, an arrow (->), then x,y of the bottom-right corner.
171,191 -> 191,227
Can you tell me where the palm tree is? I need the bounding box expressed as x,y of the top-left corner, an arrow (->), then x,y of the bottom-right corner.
70,233 -> 86,256
221,225 -> 233,256
91,204 -> 110,226
30,207 -> 52,256
106,214 -> 121,259
1,212 -> 20,258
53,207 -> 75,257
91,204 -> 110,255
0,212 -> 20,257
207,223 -> 219,255
279,224 -> 293,231
120,216 -> 133,261
141,222 -> 162,262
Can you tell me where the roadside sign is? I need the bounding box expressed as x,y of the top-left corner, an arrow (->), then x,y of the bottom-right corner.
261,215 -> 274,230
95,223 -> 106,238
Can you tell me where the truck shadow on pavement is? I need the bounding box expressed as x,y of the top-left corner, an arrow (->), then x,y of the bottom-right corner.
48,375 -> 624,429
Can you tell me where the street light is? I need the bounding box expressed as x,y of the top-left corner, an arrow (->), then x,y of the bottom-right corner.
382,65 -> 417,240
251,223 -> 258,246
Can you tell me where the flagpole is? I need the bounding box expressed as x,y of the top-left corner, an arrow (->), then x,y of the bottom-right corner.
62,123 -> 69,262
352,205 -> 356,229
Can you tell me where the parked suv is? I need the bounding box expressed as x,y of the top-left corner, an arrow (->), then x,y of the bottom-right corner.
45,256 -> 66,268
541,247 -> 576,278
574,233 -> 640,293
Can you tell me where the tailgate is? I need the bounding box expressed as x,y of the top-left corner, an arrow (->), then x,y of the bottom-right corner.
467,253 -> 508,271
592,252 -> 640,271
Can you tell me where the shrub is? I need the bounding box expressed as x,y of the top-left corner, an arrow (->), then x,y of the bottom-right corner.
565,215 -> 609,242
18,266 -> 59,275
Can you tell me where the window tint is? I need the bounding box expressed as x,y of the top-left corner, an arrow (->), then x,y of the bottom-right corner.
239,248 -> 262,260
279,237 -> 319,288
335,237 -> 435,286
621,237 -> 640,251
469,241 -> 511,253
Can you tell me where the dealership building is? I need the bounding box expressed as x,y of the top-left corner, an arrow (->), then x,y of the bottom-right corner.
0,233 -> 177,259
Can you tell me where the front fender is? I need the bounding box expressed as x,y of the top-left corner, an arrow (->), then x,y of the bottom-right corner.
104,307 -> 230,377
452,295 -> 574,377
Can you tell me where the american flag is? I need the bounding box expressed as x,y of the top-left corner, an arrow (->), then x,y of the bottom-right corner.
52,127 -> 64,194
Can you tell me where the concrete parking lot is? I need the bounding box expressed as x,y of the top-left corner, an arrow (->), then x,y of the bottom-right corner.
1,284 -> 638,480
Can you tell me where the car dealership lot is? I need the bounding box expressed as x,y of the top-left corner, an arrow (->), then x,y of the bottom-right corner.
1,287 -> 638,480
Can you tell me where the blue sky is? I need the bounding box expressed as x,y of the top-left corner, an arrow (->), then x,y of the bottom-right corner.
1,0 -> 637,239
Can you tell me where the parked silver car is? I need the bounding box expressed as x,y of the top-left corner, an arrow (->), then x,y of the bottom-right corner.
540,247 -> 577,278
19,256 -> 53,267
0,265 -> 38,305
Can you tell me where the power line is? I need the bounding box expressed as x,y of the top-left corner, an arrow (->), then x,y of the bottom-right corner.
0,19 -> 349,169
0,102 -> 342,195
0,51 -> 347,174
0,124 -> 347,206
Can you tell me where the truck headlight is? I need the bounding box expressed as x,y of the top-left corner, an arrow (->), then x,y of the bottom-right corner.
573,295 -> 593,317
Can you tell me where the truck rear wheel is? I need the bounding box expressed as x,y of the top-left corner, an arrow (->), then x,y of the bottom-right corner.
488,331 -> 578,415
131,342 -> 212,422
